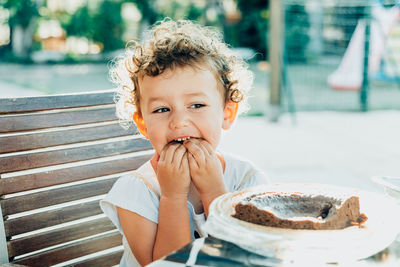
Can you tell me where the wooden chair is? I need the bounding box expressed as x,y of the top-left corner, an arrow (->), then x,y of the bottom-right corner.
0,90 -> 153,266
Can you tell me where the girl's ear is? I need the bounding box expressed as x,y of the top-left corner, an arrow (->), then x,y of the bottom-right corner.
133,112 -> 148,138
222,101 -> 238,130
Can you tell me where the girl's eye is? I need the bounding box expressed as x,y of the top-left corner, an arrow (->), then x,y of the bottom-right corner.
153,107 -> 169,113
190,103 -> 205,109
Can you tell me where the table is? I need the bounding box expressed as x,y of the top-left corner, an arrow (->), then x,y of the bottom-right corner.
148,235 -> 400,266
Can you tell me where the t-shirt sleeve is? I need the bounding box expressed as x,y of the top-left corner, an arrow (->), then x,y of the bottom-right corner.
100,175 -> 159,234
234,164 -> 270,191
244,168 -> 270,188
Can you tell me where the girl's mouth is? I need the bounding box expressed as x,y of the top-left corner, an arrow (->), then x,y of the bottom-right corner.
170,137 -> 191,144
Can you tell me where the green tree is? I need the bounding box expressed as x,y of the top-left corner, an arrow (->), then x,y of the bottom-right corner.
0,0 -> 40,59
92,1 -> 125,51
133,0 -> 158,24
64,4 -> 94,39
63,0 -> 125,52
236,0 -> 269,59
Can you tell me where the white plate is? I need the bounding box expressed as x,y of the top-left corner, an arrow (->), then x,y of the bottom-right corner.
203,183 -> 400,264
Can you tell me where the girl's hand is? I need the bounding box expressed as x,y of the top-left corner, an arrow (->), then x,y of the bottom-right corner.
156,143 -> 190,200
184,139 -> 226,214
150,152 -> 160,173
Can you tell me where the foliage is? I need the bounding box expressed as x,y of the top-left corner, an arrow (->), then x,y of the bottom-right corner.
64,5 -> 94,39
0,0 -> 277,60
92,1 -> 124,51
236,0 -> 269,60
154,0 -> 205,22
0,0 -> 40,60
63,0 -> 125,52
284,4 -> 310,62
186,2 -> 203,21
132,0 -> 158,24
1,0 -> 38,27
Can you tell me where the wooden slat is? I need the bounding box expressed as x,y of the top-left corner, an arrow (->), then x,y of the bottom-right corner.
0,137 -> 152,173
0,90 -> 114,114
0,153 -> 151,195
0,123 -> 138,153
0,92 -> 150,266
0,106 -> 117,133
12,231 -> 122,266
7,217 -> 116,258
4,200 -> 102,237
73,249 -> 123,267
1,178 -> 117,216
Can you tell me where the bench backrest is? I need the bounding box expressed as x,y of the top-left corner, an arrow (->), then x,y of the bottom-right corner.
0,91 -> 153,266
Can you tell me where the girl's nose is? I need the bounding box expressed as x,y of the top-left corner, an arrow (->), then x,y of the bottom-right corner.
169,111 -> 189,129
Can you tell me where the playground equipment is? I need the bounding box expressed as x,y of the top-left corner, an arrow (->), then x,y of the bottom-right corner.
327,4 -> 400,91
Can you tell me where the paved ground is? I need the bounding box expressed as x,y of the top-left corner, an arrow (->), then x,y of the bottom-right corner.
0,63 -> 113,96
0,80 -> 43,97
220,111 -> 400,194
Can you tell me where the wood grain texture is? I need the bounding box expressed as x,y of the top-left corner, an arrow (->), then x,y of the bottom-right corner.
0,91 -> 150,265
0,123 -> 138,153
0,153 -> 151,195
0,106 -> 117,133
0,137 -> 152,173
0,90 -> 114,114
73,249 -> 124,267
4,200 -> 102,237
12,231 -> 122,266
1,178 -> 117,216
7,217 -> 116,257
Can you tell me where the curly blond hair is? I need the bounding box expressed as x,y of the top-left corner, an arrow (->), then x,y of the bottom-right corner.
110,18 -> 253,125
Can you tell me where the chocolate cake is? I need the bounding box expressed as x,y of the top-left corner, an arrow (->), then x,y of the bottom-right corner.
232,192 -> 368,230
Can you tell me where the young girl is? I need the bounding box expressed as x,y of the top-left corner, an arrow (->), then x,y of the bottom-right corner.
100,19 -> 269,267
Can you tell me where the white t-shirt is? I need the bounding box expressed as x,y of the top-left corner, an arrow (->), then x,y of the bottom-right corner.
100,152 -> 269,267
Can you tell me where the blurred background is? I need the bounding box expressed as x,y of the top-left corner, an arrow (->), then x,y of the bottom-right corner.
1,0 -> 400,116
1,0 -> 400,190
0,3 -> 399,266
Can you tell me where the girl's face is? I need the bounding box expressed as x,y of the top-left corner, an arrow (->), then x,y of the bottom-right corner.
137,65 -> 234,155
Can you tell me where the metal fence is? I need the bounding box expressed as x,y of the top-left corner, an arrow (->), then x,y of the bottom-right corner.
260,0 -> 400,115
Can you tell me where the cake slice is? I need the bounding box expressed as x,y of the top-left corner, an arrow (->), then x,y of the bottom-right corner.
232,192 -> 368,230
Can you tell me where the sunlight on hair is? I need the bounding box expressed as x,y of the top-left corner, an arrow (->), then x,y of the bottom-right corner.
109,19 -> 254,127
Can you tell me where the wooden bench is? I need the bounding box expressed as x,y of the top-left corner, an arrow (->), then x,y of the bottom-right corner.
0,91 -> 153,266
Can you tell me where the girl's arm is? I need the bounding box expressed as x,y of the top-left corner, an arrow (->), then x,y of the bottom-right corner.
117,201 -> 191,266
153,196 -> 191,260
118,144 -> 192,265
117,207 -> 157,266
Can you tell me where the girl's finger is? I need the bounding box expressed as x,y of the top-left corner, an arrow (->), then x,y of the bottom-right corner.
188,152 -> 199,169
199,140 -> 213,156
173,145 -> 187,165
180,151 -> 189,169
184,141 -> 205,163
164,143 -> 180,164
